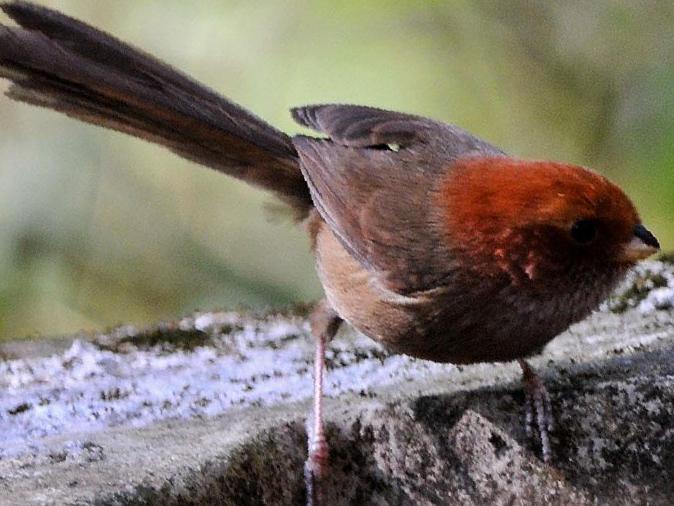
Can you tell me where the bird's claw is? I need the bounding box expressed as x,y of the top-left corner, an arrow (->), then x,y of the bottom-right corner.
519,360 -> 554,463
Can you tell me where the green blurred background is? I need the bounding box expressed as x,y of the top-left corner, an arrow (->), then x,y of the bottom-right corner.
0,0 -> 672,340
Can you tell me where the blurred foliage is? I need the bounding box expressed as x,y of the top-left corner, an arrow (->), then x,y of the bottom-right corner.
0,0 -> 672,340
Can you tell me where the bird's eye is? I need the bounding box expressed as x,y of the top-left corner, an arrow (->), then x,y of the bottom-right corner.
570,219 -> 597,244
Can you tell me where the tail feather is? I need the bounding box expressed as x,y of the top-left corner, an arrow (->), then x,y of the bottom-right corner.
0,2 -> 311,213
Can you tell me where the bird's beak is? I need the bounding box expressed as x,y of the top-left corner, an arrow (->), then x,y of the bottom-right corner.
620,224 -> 660,262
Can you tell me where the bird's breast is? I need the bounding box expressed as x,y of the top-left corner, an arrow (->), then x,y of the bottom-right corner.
310,215 -> 422,348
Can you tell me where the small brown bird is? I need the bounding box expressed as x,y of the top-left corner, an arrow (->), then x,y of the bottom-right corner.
0,3 -> 660,505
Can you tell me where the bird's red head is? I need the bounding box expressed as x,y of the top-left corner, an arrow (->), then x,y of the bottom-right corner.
439,157 -> 659,285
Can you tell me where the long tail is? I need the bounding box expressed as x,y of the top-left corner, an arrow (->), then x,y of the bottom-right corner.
0,1 -> 312,213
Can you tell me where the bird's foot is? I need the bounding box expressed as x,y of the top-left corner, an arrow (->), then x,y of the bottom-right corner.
304,427 -> 329,506
518,359 -> 554,463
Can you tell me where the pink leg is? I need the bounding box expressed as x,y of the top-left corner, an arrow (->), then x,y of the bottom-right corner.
304,301 -> 341,506
518,359 -> 554,463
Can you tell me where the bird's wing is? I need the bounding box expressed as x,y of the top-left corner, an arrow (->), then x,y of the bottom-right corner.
292,104 -> 505,294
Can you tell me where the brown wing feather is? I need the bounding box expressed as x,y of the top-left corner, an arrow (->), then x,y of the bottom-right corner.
295,136 -> 457,294
291,104 -> 504,156
292,105 -> 506,293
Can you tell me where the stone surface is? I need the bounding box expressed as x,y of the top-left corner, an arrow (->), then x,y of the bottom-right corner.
0,260 -> 673,505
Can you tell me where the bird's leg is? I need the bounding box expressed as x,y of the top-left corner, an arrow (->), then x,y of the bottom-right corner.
304,300 -> 342,506
518,359 -> 554,463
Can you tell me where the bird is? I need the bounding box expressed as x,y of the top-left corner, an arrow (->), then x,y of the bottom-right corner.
0,3 -> 660,504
